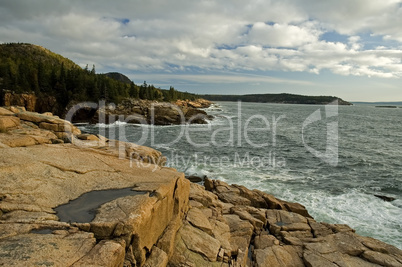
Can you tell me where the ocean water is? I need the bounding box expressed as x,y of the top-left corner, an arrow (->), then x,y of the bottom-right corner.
78,101 -> 402,249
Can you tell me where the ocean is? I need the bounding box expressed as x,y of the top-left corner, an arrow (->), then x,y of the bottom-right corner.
78,101 -> 402,249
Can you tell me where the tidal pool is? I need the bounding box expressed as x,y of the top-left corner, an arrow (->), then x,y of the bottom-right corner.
55,187 -> 147,223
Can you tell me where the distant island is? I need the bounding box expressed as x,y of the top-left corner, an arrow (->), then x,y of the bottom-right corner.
375,106 -> 398,108
353,101 -> 402,105
202,93 -> 352,105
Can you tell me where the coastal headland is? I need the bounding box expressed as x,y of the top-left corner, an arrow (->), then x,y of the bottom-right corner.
0,105 -> 401,266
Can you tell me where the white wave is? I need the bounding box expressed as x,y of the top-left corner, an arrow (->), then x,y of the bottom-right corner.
266,186 -> 402,249
199,166 -> 402,249
203,103 -> 223,111
205,116 -> 233,126
129,123 -> 184,129
182,165 -> 213,177
95,121 -> 128,128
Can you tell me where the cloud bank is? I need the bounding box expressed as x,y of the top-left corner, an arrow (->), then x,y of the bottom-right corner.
0,0 -> 401,94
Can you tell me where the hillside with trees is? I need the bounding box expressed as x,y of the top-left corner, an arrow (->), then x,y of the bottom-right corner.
0,43 -> 197,112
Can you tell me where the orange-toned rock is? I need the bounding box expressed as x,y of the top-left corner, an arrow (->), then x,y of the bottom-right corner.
0,116 -> 20,131
3,92 -> 36,111
0,107 -> 15,116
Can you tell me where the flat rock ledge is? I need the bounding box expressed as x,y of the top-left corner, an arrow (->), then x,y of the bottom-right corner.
0,138 -> 189,266
0,106 -> 401,267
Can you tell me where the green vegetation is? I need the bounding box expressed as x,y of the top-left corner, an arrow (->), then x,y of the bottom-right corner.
0,43 -> 198,108
202,93 -> 352,105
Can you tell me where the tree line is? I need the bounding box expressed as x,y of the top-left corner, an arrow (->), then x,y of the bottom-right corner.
0,43 -> 197,107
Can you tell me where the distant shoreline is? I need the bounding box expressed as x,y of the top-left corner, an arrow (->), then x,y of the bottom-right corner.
352,101 -> 402,106
201,93 -> 352,105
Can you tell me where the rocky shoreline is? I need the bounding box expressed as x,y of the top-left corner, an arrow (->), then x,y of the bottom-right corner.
70,98 -> 213,125
1,91 -> 214,126
0,106 -> 401,266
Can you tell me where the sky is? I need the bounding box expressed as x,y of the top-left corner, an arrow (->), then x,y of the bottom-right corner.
0,0 -> 401,102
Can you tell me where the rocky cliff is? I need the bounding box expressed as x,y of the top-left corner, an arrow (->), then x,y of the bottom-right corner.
0,106 -> 401,266
1,91 -> 62,114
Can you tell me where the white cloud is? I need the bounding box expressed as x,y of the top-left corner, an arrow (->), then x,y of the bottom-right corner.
0,0 -> 401,85
132,73 -> 315,86
248,22 -> 320,47
296,0 -> 402,35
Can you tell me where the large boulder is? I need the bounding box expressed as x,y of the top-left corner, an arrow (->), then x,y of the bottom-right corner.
0,107 -> 15,116
184,107 -> 209,124
204,178 -> 312,218
143,246 -> 169,267
0,116 -> 20,131
254,245 -> 305,267
18,111 -> 65,124
14,110 -> 81,143
149,103 -> 183,125
179,222 -> 221,261
186,207 -> 213,234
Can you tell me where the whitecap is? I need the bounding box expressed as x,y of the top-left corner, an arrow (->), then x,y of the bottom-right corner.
95,121 -> 128,128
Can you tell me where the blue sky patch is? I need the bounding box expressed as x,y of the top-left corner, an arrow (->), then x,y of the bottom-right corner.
320,31 -> 349,44
358,33 -> 400,49
116,18 -> 130,25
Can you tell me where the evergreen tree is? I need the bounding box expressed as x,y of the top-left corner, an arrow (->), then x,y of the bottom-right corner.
153,88 -> 163,101
139,81 -> 147,99
169,86 -> 177,101
129,82 -> 139,98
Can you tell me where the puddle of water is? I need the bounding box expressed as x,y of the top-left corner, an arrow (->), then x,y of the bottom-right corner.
54,187 -> 147,223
